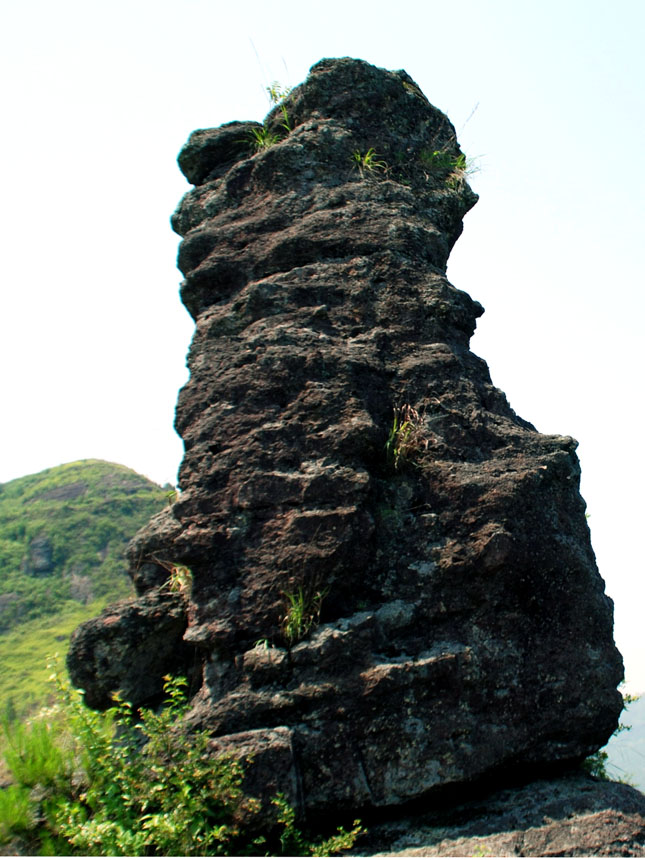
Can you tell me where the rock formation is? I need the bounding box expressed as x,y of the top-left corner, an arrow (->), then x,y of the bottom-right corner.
360,771 -> 645,856
68,58 -> 624,820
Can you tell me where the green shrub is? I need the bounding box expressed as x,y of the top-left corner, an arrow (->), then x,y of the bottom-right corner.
582,692 -> 640,783
273,793 -> 361,856
52,675 -> 268,856
0,671 -> 362,855
582,748 -> 611,779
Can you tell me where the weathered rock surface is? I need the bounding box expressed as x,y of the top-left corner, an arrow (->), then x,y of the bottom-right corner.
357,772 -> 645,856
67,58 -> 624,819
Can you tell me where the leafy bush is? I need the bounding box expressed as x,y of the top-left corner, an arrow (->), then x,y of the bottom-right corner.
0,671 -> 362,855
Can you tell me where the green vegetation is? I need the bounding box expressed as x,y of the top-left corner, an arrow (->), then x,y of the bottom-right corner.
352,147 -> 388,178
267,80 -> 293,132
278,103 -> 292,133
281,585 -> 328,646
583,748 -> 612,780
583,692 -> 640,782
150,556 -> 193,599
385,404 -> 427,470
420,147 -> 477,189
266,81 -> 292,104
0,602 -> 104,716
249,80 -> 294,151
420,148 -> 467,173
0,673 -> 362,856
0,459 -> 169,713
249,124 -> 283,151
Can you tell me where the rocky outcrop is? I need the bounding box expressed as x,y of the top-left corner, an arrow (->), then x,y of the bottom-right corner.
359,772 -> 645,856
21,534 -> 54,576
67,58 -> 624,819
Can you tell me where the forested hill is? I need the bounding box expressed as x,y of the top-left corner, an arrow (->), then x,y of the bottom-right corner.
0,459 -> 170,712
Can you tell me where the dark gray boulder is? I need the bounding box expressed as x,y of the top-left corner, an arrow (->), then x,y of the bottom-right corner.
67,57 -> 624,820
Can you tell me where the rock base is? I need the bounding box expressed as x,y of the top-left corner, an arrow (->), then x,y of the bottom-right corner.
357,772 -> 645,857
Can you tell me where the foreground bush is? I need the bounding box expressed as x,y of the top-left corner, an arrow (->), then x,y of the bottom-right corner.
0,671 -> 361,855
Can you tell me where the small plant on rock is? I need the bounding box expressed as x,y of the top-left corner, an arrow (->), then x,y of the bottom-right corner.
273,793 -> 362,856
168,563 -> 193,598
420,148 -> 477,189
266,81 -> 292,105
249,124 -> 282,151
282,585 -> 328,646
352,147 -> 388,178
247,80 -> 294,150
583,691 -> 640,783
151,557 -> 193,599
276,101 -> 293,134
385,404 -> 427,470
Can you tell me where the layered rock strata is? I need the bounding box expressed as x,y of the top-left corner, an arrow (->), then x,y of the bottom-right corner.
68,58 -> 624,817
362,772 -> 645,856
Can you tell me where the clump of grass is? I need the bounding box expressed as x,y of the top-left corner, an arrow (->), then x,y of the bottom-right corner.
0,784 -> 33,843
1,708 -> 72,791
248,80 -> 294,151
249,125 -> 283,151
352,147 -> 388,178
385,404 -> 427,470
401,80 -> 428,102
420,148 -> 477,189
281,586 -> 328,646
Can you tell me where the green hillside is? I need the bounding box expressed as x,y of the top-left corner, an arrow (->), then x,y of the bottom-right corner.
0,460 -> 170,714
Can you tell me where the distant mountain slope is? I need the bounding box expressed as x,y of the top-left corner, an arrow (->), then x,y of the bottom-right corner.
0,459 -> 170,713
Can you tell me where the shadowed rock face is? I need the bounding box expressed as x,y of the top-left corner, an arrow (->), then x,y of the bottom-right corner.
360,772 -> 645,856
67,57 -> 624,817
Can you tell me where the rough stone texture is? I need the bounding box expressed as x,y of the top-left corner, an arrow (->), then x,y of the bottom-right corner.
358,772 -> 645,856
67,588 -> 199,709
67,58 -> 624,819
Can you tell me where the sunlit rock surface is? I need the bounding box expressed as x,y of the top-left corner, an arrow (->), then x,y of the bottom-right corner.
68,57 -> 623,819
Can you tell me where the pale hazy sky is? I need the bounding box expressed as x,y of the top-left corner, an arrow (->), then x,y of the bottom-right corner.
2,0 -> 644,690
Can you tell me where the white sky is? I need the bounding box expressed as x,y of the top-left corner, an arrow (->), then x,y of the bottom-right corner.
2,0 -> 644,690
